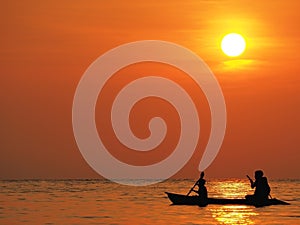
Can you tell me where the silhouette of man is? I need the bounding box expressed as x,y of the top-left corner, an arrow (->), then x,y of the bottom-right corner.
193,172 -> 208,206
246,170 -> 271,202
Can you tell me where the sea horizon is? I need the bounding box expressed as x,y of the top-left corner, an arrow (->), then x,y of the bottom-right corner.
1,178 -> 299,224
1,177 -> 299,181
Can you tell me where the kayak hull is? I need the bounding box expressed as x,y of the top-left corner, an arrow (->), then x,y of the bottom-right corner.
165,192 -> 290,207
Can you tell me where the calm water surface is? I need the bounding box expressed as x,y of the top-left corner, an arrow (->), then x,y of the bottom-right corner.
0,179 -> 299,224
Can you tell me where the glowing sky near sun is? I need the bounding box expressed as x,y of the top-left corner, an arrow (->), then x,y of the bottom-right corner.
1,0 -> 300,179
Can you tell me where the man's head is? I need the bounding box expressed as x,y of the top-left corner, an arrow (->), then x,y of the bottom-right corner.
255,170 -> 264,179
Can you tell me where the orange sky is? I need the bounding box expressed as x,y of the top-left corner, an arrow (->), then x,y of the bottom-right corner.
1,0 -> 300,179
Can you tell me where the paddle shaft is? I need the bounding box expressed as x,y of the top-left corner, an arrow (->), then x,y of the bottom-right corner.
186,181 -> 198,196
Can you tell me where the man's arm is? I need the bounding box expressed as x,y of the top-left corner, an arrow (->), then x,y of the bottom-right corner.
247,175 -> 255,188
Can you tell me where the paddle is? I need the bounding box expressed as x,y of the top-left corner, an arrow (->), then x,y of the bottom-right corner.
187,171 -> 204,196
247,175 -> 254,185
269,194 -> 273,199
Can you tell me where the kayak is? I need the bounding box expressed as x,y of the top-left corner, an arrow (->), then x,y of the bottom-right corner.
165,192 -> 290,207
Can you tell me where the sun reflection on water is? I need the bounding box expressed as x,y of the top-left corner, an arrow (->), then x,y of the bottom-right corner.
211,205 -> 258,225
208,179 -> 251,199
208,180 -> 257,225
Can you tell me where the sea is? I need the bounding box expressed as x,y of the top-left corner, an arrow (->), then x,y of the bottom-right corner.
0,179 -> 299,225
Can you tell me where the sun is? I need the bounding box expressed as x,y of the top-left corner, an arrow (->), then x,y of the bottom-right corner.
221,33 -> 246,57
